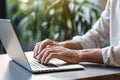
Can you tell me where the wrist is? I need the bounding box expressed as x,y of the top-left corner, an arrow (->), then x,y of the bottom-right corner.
57,40 -> 82,50
79,49 -> 103,63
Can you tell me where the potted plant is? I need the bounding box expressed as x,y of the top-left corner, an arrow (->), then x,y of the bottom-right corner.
8,0 -> 101,51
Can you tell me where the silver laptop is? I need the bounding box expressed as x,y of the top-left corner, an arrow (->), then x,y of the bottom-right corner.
0,19 -> 84,73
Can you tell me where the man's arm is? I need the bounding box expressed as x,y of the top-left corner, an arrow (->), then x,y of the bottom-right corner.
80,49 -> 103,64
36,45 -> 103,64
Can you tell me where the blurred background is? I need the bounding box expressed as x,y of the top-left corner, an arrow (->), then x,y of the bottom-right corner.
0,0 -> 107,54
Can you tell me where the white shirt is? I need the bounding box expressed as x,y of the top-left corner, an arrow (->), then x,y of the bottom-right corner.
72,0 -> 120,66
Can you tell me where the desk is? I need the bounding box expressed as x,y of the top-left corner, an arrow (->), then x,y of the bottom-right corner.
0,54 -> 120,80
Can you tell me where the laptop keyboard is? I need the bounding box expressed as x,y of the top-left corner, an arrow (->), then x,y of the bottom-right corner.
27,54 -> 58,69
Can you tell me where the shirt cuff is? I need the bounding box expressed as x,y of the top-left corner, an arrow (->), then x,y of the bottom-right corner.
101,46 -> 110,65
102,46 -> 115,66
102,46 -> 120,66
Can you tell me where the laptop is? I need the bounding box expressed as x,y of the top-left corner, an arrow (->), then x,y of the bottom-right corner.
0,19 -> 84,73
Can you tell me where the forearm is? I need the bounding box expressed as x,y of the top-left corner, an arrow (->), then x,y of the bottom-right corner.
80,49 -> 103,64
57,40 -> 82,50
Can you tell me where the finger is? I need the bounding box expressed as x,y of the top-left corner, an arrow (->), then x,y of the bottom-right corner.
37,39 -> 53,54
41,49 -> 55,64
44,53 -> 57,64
33,44 -> 39,58
34,42 -> 41,54
36,48 -> 47,60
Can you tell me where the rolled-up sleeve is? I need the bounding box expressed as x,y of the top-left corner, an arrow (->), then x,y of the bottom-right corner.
102,46 -> 120,67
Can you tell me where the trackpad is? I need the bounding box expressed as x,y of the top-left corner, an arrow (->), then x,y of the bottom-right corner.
49,58 -> 84,69
49,58 -> 67,66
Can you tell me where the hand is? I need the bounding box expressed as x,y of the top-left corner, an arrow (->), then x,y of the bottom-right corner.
34,39 -> 82,58
36,45 -> 82,64
34,39 -> 57,58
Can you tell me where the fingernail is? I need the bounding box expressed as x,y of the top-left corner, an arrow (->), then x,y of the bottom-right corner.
38,49 -> 41,54
36,56 -> 39,60
44,61 -> 47,64
41,59 -> 44,64
35,53 -> 37,56
35,52 -> 38,56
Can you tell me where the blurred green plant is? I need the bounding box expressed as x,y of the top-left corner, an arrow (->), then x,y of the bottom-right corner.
7,0 -> 101,51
